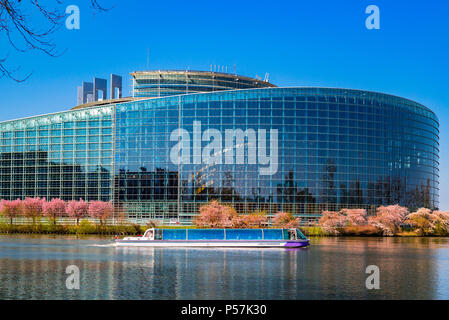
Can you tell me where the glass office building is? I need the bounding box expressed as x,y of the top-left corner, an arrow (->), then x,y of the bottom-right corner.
0,106 -> 114,202
0,71 -> 439,224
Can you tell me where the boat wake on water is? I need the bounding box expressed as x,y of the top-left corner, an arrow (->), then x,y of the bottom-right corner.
87,243 -> 117,248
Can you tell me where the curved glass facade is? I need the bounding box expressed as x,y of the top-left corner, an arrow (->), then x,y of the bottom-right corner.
0,87 -> 439,224
131,70 -> 276,98
115,87 -> 439,223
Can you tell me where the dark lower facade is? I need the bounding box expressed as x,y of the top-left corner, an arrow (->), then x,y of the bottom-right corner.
0,86 -> 439,225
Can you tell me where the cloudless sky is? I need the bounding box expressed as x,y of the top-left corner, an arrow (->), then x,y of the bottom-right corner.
0,0 -> 448,208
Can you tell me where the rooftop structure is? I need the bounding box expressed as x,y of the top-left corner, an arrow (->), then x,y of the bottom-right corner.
131,70 -> 277,98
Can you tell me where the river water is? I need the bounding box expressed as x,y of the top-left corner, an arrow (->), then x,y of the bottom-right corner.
0,235 -> 448,299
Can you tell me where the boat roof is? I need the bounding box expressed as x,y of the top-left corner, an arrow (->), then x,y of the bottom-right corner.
152,228 -> 298,231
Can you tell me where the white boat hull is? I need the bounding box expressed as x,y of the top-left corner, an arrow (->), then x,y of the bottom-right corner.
115,239 -> 309,248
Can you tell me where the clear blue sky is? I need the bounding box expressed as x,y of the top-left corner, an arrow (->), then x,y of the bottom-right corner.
0,0 -> 448,208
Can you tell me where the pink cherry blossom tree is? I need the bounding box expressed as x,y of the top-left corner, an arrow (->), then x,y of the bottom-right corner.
230,215 -> 249,228
219,205 -> 238,228
0,199 -> 23,225
88,201 -> 113,225
22,197 -> 45,225
340,208 -> 367,226
195,200 -> 237,228
368,205 -> 408,236
243,210 -> 269,228
272,211 -> 292,226
272,211 -> 300,229
318,210 -> 347,235
406,208 -> 438,235
284,218 -> 301,229
43,198 -> 66,225
432,211 -> 449,235
67,199 -> 89,225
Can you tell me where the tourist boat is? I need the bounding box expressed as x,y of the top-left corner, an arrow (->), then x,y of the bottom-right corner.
115,228 -> 310,248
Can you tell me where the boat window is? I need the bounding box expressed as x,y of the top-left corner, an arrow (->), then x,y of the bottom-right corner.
225,229 -> 263,240
162,229 -> 188,240
187,229 -> 225,240
262,229 -> 283,240
146,230 -> 154,239
288,229 -> 298,240
155,229 -> 163,240
290,230 -> 296,240
296,229 -> 307,240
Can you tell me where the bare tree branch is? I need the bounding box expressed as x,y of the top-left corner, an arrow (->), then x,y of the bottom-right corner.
0,55 -> 31,82
0,0 -> 110,82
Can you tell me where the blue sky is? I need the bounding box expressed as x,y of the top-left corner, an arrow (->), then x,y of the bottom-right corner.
0,0 -> 448,208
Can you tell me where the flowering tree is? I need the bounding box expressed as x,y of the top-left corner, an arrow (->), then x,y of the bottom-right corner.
195,200 -> 238,228
22,197 -> 45,224
88,201 -> 113,225
433,211 -> 449,235
318,211 -> 347,235
272,211 -> 300,229
406,208 -> 438,235
284,219 -> 301,229
368,205 -> 408,236
0,199 -> 23,225
67,199 -> 89,225
272,211 -> 292,226
243,210 -> 269,228
341,209 -> 367,226
43,198 -> 66,225
230,215 -> 249,228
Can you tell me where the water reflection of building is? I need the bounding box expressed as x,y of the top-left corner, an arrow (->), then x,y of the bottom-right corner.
0,240 -> 116,299
110,242 -> 441,299
1,238 -> 446,299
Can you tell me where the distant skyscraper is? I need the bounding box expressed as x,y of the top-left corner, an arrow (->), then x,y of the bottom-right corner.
76,74 -> 122,106
111,74 -> 123,99
93,77 -> 107,101
77,86 -> 82,105
77,82 -> 93,105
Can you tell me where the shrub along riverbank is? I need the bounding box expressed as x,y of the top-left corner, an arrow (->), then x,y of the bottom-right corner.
0,220 -> 147,235
0,222 -> 447,237
1,224 -> 445,237
1,199 -> 448,237
301,226 -> 448,237
318,205 -> 449,237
